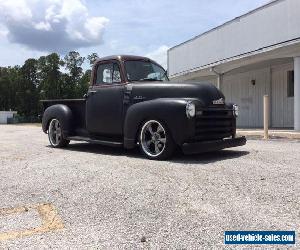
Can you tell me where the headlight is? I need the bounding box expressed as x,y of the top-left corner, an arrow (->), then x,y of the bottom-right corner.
186,101 -> 196,118
233,104 -> 239,117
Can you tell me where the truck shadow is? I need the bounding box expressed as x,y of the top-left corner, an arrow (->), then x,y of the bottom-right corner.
171,150 -> 249,164
53,142 -> 249,164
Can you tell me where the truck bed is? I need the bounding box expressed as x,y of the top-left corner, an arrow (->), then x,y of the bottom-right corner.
41,99 -> 85,109
41,99 -> 86,132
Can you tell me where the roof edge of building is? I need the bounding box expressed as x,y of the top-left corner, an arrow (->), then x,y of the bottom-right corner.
169,37 -> 300,78
168,0 -> 283,52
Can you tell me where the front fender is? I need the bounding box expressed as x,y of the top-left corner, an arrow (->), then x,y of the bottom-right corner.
42,104 -> 73,136
123,99 -> 194,149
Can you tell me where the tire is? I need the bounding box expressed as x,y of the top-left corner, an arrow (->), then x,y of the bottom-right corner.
139,119 -> 175,160
48,118 -> 70,148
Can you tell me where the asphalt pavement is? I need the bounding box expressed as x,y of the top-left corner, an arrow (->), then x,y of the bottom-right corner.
0,124 -> 299,249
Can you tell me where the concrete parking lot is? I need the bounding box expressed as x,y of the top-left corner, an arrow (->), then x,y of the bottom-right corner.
0,124 -> 299,249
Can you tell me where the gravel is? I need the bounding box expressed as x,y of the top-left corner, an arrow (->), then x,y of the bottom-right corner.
0,124 -> 299,249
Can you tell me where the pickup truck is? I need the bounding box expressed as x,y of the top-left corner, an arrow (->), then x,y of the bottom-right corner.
41,55 -> 246,160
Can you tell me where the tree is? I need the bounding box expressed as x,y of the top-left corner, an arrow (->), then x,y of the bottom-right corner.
38,53 -> 64,100
0,50 -> 95,120
77,69 -> 91,96
64,51 -> 85,80
87,53 -> 99,67
64,51 -> 86,97
17,59 -> 39,116
0,66 -> 21,111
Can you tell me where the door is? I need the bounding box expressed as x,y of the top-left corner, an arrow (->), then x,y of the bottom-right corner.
271,64 -> 294,128
86,61 -> 125,136
222,67 -> 270,128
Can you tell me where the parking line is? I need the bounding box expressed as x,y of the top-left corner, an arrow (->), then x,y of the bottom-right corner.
0,203 -> 64,241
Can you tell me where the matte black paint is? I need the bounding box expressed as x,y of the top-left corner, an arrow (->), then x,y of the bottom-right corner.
129,82 -> 224,106
123,98 -> 192,148
86,85 -> 124,136
41,55 -> 246,154
42,104 -> 73,137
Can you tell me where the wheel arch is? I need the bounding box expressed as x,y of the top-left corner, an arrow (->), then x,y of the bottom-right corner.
123,99 -> 192,149
42,104 -> 73,136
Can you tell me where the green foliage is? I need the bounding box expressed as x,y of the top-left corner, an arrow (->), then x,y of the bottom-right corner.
38,53 -> 65,100
64,51 -> 86,98
17,58 -> 39,116
0,66 -> 21,111
87,53 -> 99,66
0,51 -> 96,121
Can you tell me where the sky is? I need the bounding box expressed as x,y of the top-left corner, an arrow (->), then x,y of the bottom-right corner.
0,0 -> 270,69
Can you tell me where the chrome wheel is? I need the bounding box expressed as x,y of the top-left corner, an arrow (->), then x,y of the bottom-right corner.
140,120 -> 167,157
48,119 -> 62,147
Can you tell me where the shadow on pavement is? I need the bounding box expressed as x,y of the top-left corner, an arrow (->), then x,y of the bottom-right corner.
50,142 -> 249,164
171,150 -> 249,164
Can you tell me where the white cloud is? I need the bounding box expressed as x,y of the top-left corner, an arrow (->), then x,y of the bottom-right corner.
146,45 -> 169,69
0,0 -> 32,22
0,0 -> 109,53
0,25 -> 8,37
34,21 -> 52,31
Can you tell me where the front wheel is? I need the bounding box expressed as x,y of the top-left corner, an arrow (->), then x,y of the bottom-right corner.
139,120 -> 175,160
48,118 -> 70,148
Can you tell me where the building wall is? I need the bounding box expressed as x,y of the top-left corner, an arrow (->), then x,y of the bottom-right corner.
0,111 -> 17,124
222,67 -> 271,128
187,78 -> 218,87
188,63 -> 294,128
168,0 -> 300,78
271,63 -> 294,127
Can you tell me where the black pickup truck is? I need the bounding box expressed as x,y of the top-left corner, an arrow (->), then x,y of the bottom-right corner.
41,55 -> 246,160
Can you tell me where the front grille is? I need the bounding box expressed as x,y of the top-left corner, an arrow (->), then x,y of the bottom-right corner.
194,108 -> 234,141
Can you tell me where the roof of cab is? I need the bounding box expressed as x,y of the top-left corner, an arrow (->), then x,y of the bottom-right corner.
95,55 -> 152,64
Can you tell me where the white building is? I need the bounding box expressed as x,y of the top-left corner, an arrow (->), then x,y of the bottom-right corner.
168,0 -> 300,130
0,111 -> 17,124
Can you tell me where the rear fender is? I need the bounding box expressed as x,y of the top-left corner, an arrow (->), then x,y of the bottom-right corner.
42,104 -> 73,136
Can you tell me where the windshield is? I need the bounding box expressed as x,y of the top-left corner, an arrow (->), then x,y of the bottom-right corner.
124,60 -> 169,81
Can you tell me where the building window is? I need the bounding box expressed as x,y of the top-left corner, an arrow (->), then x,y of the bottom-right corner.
287,70 -> 294,97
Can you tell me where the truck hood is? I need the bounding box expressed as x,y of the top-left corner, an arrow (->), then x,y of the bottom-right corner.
129,81 -> 225,107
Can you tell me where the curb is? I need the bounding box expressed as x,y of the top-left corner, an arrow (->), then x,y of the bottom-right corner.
237,130 -> 300,140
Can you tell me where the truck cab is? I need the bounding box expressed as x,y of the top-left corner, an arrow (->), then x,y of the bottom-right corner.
41,55 -> 246,160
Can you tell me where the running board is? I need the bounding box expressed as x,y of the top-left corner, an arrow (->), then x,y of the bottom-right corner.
67,136 -> 123,147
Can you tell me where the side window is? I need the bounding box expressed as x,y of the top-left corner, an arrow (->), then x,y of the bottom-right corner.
113,63 -> 121,83
95,62 -> 122,85
287,70 -> 294,97
96,63 -> 113,84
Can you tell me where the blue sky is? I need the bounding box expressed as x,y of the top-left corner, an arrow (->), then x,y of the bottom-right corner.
0,0 -> 269,68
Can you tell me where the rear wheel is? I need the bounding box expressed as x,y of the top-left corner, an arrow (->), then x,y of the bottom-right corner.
139,120 -> 175,160
48,118 -> 70,148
